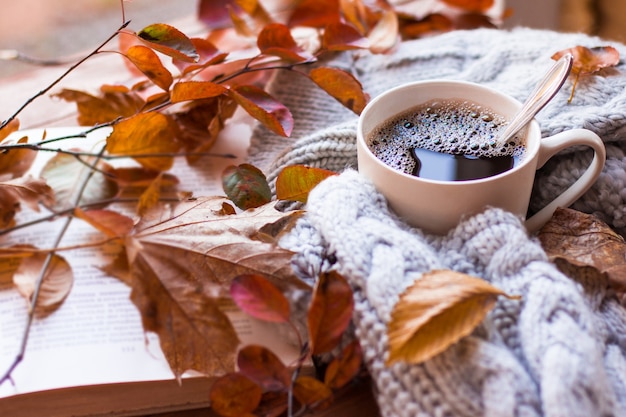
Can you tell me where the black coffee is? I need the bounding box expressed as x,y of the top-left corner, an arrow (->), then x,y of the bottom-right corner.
368,99 -> 525,181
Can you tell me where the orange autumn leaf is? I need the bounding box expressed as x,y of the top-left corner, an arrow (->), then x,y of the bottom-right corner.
170,81 -> 228,103
106,112 -> 180,171
54,86 -> 145,126
74,208 -> 134,238
553,45 -> 620,75
237,345 -> 292,391
228,85 -> 294,137
552,45 -> 620,102
442,0 -> 495,13
230,274 -> 291,323
209,373 -> 262,417
13,251 -> 74,316
288,0 -> 341,28
293,375 -> 333,408
387,270 -> 519,365
324,339 -> 363,389
0,136 -> 38,179
275,165 -> 337,203
125,45 -> 173,91
309,67 -> 369,115
0,118 -> 20,142
308,271 -> 354,355
137,173 -> 163,216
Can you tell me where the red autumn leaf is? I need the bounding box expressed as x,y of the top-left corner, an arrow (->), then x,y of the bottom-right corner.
237,345 -> 292,391
172,38 -> 228,75
322,22 -> 370,51
170,81 -> 228,103
442,0 -> 495,13
257,23 -> 313,63
308,271 -> 354,355
74,207 -> 134,238
230,274 -> 291,323
222,163 -> 272,210
309,67 -> 369,115
106,112 -> 180,171
324,340 -> 363,389
275,165 -> 337,203
172,97 -> 238,161
136,23 -> 199,63
293,375 -> 333,408
228,85 -> 294,137
209,373 -> 262,417
125,45 -> 173,91
198,0 -> 240,29
288,0 -> 341,28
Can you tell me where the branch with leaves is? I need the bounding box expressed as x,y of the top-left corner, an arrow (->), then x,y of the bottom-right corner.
0,0 -> 513,414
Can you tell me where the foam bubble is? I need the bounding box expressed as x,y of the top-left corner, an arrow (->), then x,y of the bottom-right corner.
368,99 -> 525,175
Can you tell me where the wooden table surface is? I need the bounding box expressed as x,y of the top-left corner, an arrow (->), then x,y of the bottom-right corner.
0,14 -> 381,417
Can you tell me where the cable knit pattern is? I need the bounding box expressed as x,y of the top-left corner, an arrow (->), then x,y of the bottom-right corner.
248,27 -> 626,416
279,171 -> 626,417
249,27 -> 626,236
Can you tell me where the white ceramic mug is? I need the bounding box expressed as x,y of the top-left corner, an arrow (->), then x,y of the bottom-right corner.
356,80 -> 606,235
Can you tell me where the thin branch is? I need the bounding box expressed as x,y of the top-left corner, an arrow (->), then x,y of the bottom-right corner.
0,21 -> 131,131
0,141 -> 109,387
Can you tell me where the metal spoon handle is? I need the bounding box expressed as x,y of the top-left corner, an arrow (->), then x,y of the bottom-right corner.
497,53 -> 573,145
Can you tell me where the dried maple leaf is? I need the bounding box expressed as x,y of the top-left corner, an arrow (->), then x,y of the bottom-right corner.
552,45 -> 620,102
387,269 -> 519,365
537,207 -> 626,297
117,197 -> 307,377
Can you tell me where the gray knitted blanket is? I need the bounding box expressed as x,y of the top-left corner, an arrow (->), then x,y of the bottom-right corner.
250,28 -> 626,416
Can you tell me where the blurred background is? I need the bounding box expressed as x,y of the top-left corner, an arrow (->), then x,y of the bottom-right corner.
0,0 -> 624,79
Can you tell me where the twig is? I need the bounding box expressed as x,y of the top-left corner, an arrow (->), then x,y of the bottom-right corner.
0,141 -> 108,388
0,21 -> 131,131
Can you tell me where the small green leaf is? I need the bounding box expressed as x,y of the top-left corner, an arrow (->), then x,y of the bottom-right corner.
137,23 -> 199,63
222,164 -> 271,210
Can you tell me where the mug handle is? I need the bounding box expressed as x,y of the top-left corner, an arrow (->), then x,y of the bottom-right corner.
525,129 -> 606,232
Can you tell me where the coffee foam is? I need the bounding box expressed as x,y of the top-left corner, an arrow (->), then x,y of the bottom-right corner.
367,99 -> 525,175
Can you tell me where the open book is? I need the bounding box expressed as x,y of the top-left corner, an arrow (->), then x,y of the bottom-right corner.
0,123 -> 305,417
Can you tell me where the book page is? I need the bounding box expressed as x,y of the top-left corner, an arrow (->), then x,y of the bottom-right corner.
0,116 -> 303,399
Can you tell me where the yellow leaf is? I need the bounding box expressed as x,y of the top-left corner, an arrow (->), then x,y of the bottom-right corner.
387,269 -> 519,365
